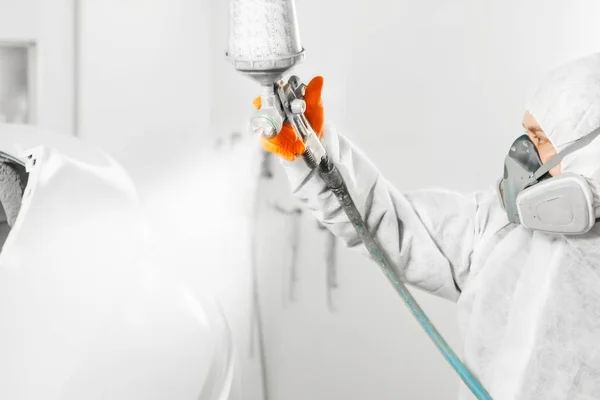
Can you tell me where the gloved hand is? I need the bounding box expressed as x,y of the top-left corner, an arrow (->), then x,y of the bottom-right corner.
252,76 -> 325,161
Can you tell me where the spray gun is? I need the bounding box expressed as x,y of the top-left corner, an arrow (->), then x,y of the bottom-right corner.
226,1 -> 493,399
226,0 -> 325,169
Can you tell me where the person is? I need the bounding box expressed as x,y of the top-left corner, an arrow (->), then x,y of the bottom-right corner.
253,52 -> 600,399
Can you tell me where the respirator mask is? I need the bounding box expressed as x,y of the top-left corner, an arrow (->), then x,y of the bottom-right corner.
497,127 -> 600,235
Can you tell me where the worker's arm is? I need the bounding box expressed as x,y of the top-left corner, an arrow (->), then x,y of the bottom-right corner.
254,77 -> 498,301
280,124 -> 494,302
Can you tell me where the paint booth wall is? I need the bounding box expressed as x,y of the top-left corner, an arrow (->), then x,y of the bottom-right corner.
208,0 -> 600,399
0,0 -> 75,134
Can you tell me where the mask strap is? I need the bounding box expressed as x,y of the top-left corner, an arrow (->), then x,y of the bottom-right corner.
531,127 -> 600,182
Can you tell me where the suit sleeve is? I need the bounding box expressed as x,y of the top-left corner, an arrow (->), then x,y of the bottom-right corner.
280,124 -> 489,302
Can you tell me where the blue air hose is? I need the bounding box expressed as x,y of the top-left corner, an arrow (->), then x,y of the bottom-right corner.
317,156 -> 493,400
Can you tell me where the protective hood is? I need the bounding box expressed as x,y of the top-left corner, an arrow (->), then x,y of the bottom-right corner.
526,52 -> 600,217
0,124 -> 236,400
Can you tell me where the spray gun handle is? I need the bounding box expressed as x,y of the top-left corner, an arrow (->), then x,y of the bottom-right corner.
278,76 -> 327,168
250,76 -> 327,168
297,117 -> 327,168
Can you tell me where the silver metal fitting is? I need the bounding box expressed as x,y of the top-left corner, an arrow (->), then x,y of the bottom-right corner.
251,108 -> 283,139
290,99 -> 306,115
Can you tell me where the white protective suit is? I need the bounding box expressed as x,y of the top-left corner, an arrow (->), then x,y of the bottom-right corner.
281,52 -> 600,400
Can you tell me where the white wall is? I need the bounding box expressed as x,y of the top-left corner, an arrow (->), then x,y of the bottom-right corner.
0,0 -> 75,135
77,0 -> 209,157
209,0 -> 600,399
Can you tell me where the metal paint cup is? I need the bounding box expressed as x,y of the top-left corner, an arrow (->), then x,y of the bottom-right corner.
226,0 -> 305,85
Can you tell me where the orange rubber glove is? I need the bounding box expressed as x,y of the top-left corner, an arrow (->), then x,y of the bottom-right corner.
253,76 -> 325,161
